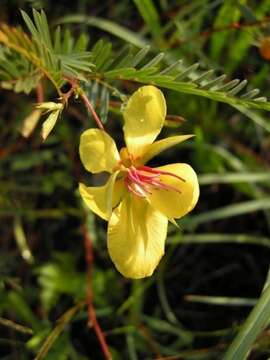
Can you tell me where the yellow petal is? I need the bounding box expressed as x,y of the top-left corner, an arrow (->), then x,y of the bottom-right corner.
79,129 -> 120,173
137,135 -> 194,165
79,172 -> 124,221
107,195 -> 168,279
147,163 -> 199,219
123,86 -> 166,157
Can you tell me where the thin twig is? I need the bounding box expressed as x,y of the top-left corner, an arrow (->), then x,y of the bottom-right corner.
61,77 -> 78,105
80,91 -> 105,130
62,76 -> 105,130
0,317 -> 33,335
36,81 -> 44,103
82,224 -> 112,360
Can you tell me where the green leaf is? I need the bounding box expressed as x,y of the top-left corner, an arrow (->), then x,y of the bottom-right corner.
34,301 -> 85,360
142,315 -> 193,345
98,51 -> 270,115
199,172 -> 270,185
183,198 -> 270,227
41,110 -> 61,141
185,295 -> 257,307
169,233 -> 270,248
133,0 -> 162,42
110,45 -> 133,69
210,0 -> 241,61
141,52 -> 164,69
56,15 -> 148,48
7,292 -> 40,330
37,253 -> 86,312
224,279 -> 270,360
131,45 -> 150,67
21,10 -> 40,40
234,105 -> 270,133
100,86 -> 109,123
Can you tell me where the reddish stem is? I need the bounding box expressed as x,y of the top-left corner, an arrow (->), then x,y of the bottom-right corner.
82,224 -> 112,360
63,76 -> 105,130
36,81 -> 44,103
80,92 -> 105,130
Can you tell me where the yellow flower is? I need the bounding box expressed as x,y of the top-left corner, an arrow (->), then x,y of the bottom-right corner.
79,86 -> 199,279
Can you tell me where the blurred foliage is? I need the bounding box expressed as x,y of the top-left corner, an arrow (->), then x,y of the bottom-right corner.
1,0 -> 270,359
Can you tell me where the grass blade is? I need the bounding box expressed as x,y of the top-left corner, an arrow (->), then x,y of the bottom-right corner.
34,301 -> 85,360
185,295 -> 257,307
199,172 -> 270,185
169,233 -> 270,248
224,280 -> 270,360
55,15 -> 148,48
133,0 -> 162,41
184,198 -> 270,227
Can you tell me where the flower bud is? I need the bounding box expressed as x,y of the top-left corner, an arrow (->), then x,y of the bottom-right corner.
36,102 -> 63,111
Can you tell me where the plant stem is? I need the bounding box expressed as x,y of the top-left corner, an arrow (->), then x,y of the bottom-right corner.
82,224 -> 112,360
36,81 -> 44,103
80,91 -> 105,130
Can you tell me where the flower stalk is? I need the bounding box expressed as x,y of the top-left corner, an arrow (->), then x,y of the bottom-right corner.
82,224 -> 112,360
80,91 -> 105,130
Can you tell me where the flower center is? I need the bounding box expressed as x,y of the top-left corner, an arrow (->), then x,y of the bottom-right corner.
124,165 -> 185,198
119,147 -> 133,168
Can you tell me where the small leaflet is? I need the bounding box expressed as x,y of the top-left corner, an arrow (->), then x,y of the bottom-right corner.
41,109 -> 61,141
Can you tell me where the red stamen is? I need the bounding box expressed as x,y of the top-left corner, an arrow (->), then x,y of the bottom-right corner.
128,169 -> 152,194
151,179 -> 181,193
124,165 -> 184,198
139,174 -> 160,183
124,177 -> 146,197
139,165 -> 186,182
128,169 -> 148,187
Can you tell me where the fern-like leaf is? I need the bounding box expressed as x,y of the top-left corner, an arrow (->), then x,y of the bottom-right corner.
0,23 -> 62,94
95,46 -> 270,112
1,9 -> 270,118
0,10 -> 94,94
